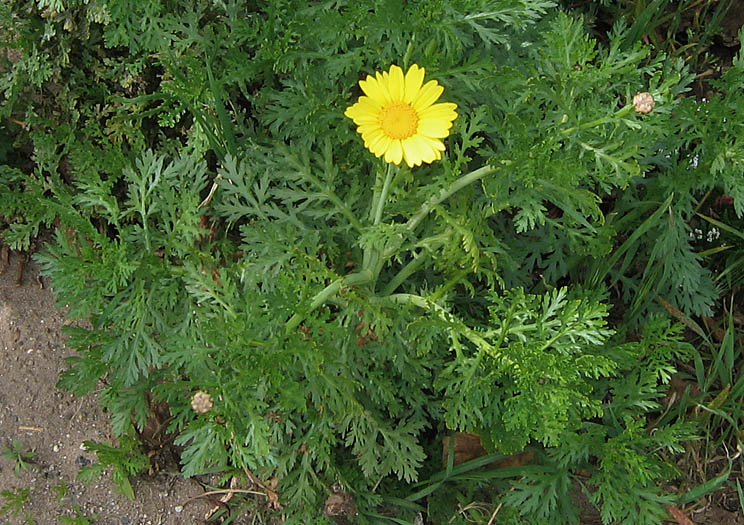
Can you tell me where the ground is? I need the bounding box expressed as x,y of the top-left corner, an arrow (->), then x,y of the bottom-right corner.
0,252 -> 209,525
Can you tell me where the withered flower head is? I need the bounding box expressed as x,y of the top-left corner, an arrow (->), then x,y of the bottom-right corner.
632,92 -> 655,114
191,391 -> 214,414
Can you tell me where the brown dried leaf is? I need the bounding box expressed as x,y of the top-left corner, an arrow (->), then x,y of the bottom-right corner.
658,296 -> 706,338
664,375 -> 700,407
490,450 -> 534,470
666,505 -> 695,525
323,486 -> 355,517
442,432 -> 486,467
442,432 -> 534,469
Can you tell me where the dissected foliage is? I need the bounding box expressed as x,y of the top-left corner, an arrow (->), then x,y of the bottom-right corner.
2,0 -> 743,522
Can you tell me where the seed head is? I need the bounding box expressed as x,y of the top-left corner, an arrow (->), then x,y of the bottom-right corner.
191,391 -> 214,414
633,92 -> 655,114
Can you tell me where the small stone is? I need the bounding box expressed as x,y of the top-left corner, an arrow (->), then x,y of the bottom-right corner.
174,505 -> 183,513
53,444 -> 59,452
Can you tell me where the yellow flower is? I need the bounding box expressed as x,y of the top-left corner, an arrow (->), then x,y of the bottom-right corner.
345,64 -> 458,168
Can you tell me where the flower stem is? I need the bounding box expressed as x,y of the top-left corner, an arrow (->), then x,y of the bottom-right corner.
363,163 -> 396,280
380,230 -> 452,295
362,165 -> 385,271
404,164 -> 499,234
374,164 -> 395,225
383,293 -> 505,360
285,269 -> 374,333
367,164 -> 387,222
560,104 -> 634,135
428,266 -> 471,303
380,250 -> 428,296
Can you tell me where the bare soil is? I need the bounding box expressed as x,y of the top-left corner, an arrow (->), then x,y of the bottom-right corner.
0,252 -> 210,524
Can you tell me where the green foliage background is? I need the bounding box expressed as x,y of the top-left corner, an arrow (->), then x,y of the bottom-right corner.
1,0 -> 743,523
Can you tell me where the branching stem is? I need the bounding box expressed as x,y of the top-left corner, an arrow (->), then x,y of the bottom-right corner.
380,250 -> 428,296
285,269 -> 374,332
383,293 -> 505,362
560,104 -> 633,135
405,164 -> 498,233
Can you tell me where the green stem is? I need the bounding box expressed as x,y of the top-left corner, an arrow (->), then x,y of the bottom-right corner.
380,230 -> 454,295
428,267 -> 471,303
461,301 -> 518,385
363,163 -> 396,281
374,164 -> 395,225
384,293 -> 505,361
368,164 -> 387,222
404,164 -> 498,234
560,104 -> 634,135
362,165 -> 386,270
385,292 -> 438,311
285,269 -> 374,333
380,250 -> 429,296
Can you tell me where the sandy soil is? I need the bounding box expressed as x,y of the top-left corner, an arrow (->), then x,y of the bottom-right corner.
0,251 -> 210,524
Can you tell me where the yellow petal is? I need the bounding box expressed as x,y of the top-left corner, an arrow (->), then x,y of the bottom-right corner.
355,96 -> 383,112
359,74 -> 388,104
363,128 -> 384,145
403,64 -> 425,104
388,64 -> 405,102
376,71 -> 393,103
370,135 -> 392,157
412,135 -> 440,163
418,102 -> 457,121
429,139 -> 446,161
357,122 -> 381,133
352,114 -> 380,125
412,80 -> 444,112
345,98 -> 379,122
417,118 -> 454,138
429,137 -> 446,152
384,139 -> 403,165
401,138 -> 423,167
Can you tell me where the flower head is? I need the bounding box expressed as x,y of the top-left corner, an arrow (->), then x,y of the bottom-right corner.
191,391 -> 213,414
632,92 -> 655,114
345,64 -> 457,168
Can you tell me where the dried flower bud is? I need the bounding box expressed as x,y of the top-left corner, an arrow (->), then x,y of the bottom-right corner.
632,92 -> 655,114
6,49 -> 23,64
191,391 -> 213,414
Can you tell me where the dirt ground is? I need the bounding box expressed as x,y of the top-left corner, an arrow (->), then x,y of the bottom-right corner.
0,252 -> 210,524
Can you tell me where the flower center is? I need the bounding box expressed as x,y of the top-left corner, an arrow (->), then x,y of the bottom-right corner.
379,102 -> 419,140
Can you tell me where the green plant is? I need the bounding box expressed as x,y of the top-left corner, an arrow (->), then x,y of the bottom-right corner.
573,0 -> 735,75
2,0 -> 741,522
58,505 -> 100,525
0,488 -> 30,519
77,436 -> 150,501
53,482 -> 69,502
1,440 -> 36,475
